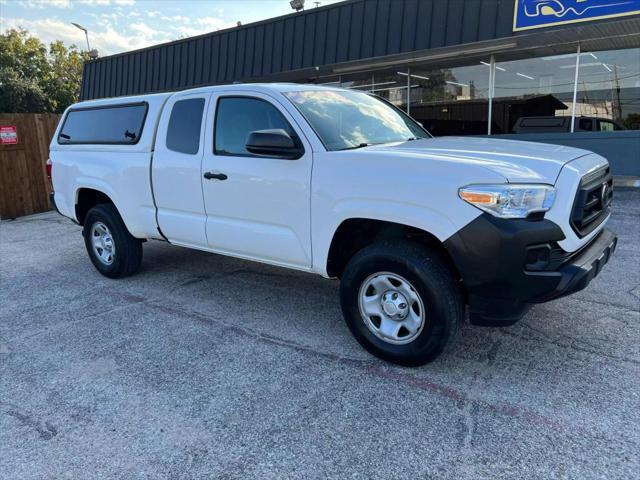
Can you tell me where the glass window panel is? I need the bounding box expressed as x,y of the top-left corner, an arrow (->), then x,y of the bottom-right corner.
58,103 -> 147,144
309,75 -> 341,87
492,53 -> 577,134
372,69 -> 408,112
577,48 -> 639,131
284,89 -> 428,151
409,62 -> 490,136
341,71 -> 375,91
214,97 -> 295,157
166,98 -> 205,155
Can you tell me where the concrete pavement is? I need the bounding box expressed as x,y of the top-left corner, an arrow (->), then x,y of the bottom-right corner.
1,190 -> 638,479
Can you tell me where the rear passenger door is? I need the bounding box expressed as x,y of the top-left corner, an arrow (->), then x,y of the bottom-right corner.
152,92 -> 210,247
200,91 -> 313,268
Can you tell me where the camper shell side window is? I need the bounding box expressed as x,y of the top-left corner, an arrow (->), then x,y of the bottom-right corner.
58,102 -> 148,145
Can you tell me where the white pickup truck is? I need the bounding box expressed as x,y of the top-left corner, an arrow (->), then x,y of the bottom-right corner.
50,83 -> 616,365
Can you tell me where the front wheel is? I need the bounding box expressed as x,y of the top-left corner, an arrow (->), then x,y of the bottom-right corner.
83,204 -> 143,279
340,240 -> 463,366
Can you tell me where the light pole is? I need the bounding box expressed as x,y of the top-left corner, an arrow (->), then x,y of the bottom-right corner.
71,22 -> 98,59
71,22 -> 91,51
290,0 -> 305,12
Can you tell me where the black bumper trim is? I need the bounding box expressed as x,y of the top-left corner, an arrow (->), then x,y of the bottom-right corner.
534,228 -> 616,303
444,213 -> 616,326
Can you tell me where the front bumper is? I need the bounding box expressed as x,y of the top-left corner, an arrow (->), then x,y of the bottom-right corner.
533,227 -> 616,303
444,214 -> 616,326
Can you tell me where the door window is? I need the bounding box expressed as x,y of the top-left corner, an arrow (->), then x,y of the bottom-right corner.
597,120 -> 617,132
214,97 -> 296,157
578,118 -> 594,131
166,98 -> 205,155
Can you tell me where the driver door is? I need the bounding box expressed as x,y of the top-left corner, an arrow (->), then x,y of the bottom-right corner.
201,91 -> 313,268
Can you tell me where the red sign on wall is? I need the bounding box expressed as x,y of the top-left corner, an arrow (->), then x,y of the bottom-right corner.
0,125 -> 18,145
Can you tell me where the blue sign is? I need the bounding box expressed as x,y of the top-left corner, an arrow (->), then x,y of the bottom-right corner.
513,0 -> 640,31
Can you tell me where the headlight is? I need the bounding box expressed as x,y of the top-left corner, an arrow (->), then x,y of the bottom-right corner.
458,184 -> 556,219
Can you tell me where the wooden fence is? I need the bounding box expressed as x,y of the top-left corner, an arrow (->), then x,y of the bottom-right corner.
0,113 -> 60,219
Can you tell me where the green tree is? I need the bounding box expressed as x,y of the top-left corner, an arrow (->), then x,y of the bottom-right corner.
44,40 -> 86,113
0,29 -> 87,113
0,67 -> 51,113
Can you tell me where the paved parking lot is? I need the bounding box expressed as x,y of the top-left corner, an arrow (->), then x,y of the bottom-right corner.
1,190 -> 638,480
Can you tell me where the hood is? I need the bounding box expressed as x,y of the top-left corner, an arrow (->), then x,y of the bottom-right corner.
365,136 -> 592,184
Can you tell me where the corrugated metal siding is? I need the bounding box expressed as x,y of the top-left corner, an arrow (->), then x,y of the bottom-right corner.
81,0 -> 516,100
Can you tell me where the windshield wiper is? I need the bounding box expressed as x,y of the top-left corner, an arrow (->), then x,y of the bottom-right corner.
337,143 -> 376,151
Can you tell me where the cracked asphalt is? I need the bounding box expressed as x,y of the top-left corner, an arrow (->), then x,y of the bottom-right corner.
1,190 -> 639,480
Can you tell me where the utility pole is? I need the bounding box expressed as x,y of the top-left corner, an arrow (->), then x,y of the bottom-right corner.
613,64 -> 622,121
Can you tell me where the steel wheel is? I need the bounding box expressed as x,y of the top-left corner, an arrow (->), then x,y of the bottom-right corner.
358,271 -> 426,345
90,221 -> 116,265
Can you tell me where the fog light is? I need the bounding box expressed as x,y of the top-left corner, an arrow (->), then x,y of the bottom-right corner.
525,244 -> 551,271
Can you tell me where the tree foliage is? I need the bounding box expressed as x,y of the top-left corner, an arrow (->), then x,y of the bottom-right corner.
0,29 -> 87,113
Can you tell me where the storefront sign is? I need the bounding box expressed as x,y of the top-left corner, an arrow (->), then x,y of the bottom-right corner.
0,125 -> 18,145
513,0 -> 640,31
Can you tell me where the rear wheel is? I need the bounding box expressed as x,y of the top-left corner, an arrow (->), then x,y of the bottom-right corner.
340,240 -> 463,366
83,204 -> 142,278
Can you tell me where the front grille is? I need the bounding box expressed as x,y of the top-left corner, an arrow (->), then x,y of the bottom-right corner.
570,166 -> 612,237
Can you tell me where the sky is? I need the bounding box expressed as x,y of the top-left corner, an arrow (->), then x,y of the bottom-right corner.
0,0 -> 344,56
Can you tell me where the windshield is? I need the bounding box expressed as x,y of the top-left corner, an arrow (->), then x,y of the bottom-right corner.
283,89 -> 430,151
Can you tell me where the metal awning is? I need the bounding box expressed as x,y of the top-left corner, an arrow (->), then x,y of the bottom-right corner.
326,17 -> 640,75
244,16 -> 639,84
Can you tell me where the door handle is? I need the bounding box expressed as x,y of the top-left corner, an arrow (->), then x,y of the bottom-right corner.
203,171 -> 228,181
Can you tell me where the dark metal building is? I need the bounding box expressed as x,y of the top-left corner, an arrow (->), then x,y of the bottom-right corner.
79,0 -> 639,100
79,0 -> 640,176
81,0 -> 515,99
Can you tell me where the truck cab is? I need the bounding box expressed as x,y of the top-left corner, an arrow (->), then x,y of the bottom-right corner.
50,83 -> 616,366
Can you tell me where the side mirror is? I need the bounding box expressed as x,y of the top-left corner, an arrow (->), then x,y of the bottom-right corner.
245,129 -> 304,159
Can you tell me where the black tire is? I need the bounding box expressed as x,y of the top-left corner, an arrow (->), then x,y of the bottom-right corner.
340,240 -> 463,366
83,203 -> 143,279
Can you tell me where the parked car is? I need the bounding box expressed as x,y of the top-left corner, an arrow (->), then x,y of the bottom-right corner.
49,84 -> 616,365
512,115 -> 625,134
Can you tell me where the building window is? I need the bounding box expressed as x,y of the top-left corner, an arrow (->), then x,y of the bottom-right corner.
371,69 -> 409,111
576,48 -> 639,131
341,71 -> 375,91
408,62 -> 491,136
310,75 -> 341,87
304,48 -> 638,138
491,53 -> 577,134
166,98 -> 205,154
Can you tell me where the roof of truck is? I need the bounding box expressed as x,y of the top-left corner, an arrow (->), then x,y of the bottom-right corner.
55,83 -> 350,152
71,83 -> 345,110
182,82 -> 343,95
